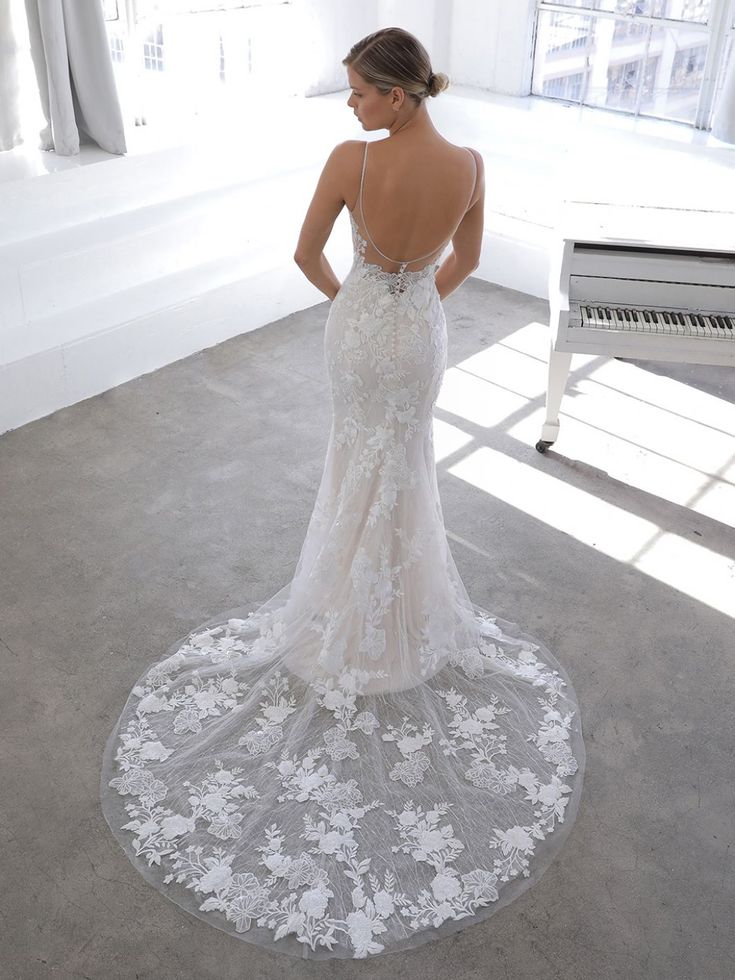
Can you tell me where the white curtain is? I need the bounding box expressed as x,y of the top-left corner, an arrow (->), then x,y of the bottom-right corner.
0,1 -> 24,151
2,0 -> 127,156
711,47 -> 735,144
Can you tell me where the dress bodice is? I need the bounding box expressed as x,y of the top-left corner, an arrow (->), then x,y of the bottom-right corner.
349,211 -> 441,294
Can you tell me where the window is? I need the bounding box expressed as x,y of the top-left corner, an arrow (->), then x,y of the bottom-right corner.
109,35 -> 125,63
143,27 -> 165,72
532,0 -> 735,128
103,0 -> 297,129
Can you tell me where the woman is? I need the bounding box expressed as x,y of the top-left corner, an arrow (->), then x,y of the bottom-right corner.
100,27 -> 585,960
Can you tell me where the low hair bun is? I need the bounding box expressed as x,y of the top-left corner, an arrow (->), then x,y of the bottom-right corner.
427,70 -> 449,98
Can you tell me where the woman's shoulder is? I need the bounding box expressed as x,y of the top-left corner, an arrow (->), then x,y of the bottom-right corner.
428,138 -> 485,180
454,143 -> 484,195
455,142 -> 484,172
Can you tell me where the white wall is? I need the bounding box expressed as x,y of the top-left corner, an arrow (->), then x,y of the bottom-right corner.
376,0 -> 445,65
301,0 -> 378,95
301,0 -> 537,98
450,0 -> 537,95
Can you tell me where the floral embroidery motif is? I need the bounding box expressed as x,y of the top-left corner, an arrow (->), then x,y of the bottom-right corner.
386,802 -> 500,929
112,752 -> 260,866
436,688 -> 512,787
237,670 -> 297,755
309,668 -> 381,762
127,645 -> 251,739
381,718 -> 434,786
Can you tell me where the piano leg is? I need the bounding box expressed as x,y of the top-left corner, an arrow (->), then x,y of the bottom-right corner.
536,345 -> 572,453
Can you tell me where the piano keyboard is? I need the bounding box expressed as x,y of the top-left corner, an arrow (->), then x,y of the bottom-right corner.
575,303 -> 735,338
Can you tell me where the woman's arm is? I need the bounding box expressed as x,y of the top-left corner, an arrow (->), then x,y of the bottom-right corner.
436,150 -> 484,301
294,142 -> 357,301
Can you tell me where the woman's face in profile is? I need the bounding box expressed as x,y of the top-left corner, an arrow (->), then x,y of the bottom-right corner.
347,66 -> 397,131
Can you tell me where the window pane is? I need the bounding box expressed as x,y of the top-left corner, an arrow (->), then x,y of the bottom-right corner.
539,1 -> 711,23
533,10 -> 710,123
644,25 -> 709,123
712,33 -> 734,120
532,10 -> 595,101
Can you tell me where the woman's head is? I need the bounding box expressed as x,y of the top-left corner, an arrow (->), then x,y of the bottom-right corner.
343,28 -> 449,130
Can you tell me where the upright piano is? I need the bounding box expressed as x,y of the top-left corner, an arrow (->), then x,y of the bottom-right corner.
536,202 -> 735,453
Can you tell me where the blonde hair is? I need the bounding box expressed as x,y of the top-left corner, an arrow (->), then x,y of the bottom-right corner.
343,27 -> 449,104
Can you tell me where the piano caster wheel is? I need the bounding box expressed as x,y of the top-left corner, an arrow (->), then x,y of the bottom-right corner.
535,440 -> 554,454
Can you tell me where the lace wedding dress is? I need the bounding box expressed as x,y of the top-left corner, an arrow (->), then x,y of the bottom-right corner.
100,142 -> 586,960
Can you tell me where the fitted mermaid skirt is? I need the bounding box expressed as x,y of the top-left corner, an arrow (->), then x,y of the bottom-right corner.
100,224 -> 586,959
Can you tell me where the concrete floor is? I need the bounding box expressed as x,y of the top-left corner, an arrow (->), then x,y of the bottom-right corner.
1,276 -> 733,980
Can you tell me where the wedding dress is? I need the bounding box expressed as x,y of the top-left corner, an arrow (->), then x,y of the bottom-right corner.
100,141 -> 586,959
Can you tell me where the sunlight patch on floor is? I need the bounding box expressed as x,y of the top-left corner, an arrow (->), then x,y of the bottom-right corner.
437,365 -> 529,427
439,321 -> 735,531
434,318 -> 735,617
432,416 -> 474,463
448,446 -> 734,618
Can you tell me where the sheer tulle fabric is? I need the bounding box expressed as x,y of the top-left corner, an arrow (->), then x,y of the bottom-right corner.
100,216 -> 586,959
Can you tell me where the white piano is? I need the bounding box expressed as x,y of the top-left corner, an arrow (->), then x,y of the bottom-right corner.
537,202 -> 735,453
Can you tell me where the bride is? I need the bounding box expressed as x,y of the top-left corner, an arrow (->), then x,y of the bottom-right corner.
100,26 -> 585,960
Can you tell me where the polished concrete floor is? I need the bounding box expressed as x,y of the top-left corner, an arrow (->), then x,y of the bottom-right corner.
1,275 -> 733,979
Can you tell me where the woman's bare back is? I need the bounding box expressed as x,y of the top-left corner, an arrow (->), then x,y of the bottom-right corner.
346,137 -> 484,275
